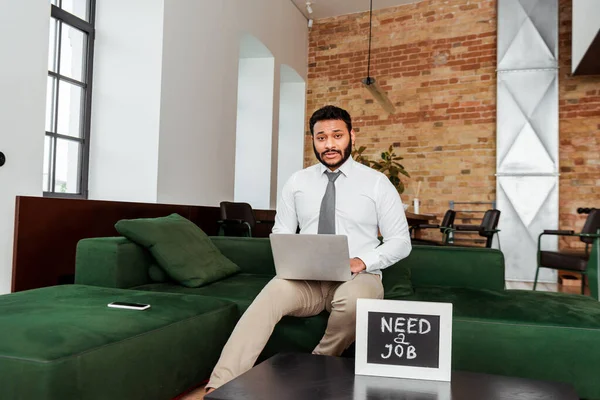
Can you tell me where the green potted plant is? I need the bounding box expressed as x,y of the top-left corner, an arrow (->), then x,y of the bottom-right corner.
352,145 -> 410,194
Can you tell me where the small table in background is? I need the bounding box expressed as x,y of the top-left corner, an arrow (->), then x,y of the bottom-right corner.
406,211 -> 438,239
206,353 -> 578,400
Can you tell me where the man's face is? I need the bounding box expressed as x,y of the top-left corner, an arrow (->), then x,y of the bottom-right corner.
312,119 -> 355,171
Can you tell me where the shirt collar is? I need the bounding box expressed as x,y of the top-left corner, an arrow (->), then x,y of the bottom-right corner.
319,156 -> 355,177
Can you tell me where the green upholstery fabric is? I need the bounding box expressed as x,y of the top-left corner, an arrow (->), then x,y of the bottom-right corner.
115,214 -> 240,287
133,273 -> 273,312
402,245 -> 505,291
74,235 -> 600,399
132,277 -> 330,363
396,286 -> 600,399
0,285 -> 237,400
381,264 -> 413,297
148,263 -> 169,283
210,237 -> 276,275
405,286 -> 600,328
75,237 -> 152,289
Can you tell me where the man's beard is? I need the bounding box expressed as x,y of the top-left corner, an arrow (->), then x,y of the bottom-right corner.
313,140 -> 353,170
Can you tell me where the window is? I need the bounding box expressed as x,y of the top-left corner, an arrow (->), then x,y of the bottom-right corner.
44,0 -> 95,197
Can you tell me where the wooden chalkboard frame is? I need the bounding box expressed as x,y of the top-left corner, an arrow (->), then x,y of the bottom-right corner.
355,299 -> 453,382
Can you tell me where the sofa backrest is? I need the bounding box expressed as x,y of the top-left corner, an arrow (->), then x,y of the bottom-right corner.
211,237 -> 506,292
395,245 -> 505,291
211,237 -> 276,276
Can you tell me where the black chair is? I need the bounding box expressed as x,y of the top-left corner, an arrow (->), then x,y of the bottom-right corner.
443,209 -> 501,249
411,210 -> 456,246
218,201 -> 257,237
534,209 -> 600,294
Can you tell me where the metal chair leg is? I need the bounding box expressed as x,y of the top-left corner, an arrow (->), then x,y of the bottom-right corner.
533,266 -> 540,291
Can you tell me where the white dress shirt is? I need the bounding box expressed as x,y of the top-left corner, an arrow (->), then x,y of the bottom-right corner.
273,157 -> 412,277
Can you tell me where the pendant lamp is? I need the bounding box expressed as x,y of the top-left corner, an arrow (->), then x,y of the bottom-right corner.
362,0 -> 396,114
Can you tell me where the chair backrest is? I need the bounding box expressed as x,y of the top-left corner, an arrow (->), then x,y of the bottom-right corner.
581,209 -> 600,244
439,210 -> 456,233
479,209 -> 501,241
219,201 -> 256,230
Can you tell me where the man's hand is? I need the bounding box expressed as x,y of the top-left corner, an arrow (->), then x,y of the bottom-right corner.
350,257 -> 367,274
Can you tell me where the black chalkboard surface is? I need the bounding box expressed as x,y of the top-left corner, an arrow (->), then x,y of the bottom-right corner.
367,311 -> 440,368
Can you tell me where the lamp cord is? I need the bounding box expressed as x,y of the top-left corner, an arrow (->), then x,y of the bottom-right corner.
367,0 -> 373,82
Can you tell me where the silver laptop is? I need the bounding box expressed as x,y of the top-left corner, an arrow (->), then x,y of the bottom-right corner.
269,233 -> 352,281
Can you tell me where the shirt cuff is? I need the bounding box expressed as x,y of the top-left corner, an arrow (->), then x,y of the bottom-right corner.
355,251 -> 380,273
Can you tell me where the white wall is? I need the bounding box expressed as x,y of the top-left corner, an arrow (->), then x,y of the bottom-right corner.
89,0 -> 164,202
572,0 -> 600,73
234,57 -> 275,209
157,0 -> 308,207
277,65 -> 306,202
0,0 -> 48,293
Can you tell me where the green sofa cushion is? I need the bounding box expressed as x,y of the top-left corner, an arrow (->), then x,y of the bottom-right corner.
396,286 -> 600,400
382,264 -> 413,298
406,286 -> 600,328
133,273 -> 273,313
148,263 -> 169,282
0,285 -> 238,400
115,213 -> 240,287
132,276 -> 331,362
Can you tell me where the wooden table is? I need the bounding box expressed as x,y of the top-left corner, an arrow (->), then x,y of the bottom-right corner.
405,211 -> 438,239
206,353 -> 578,400
405,211 -> 437,226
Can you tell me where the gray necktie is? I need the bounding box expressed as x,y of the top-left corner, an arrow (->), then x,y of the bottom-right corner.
318,171 -> 341,234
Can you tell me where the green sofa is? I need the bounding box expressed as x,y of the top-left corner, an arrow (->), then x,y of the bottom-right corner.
71,236 -> 600,399
0,285 -> 237,400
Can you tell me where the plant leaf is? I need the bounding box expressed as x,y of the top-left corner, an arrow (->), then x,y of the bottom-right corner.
398,181 -> 405,194
399,169 -> 410,177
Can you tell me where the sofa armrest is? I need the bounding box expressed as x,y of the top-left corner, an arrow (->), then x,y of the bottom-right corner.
75,237 -> 153,289
398,245 -> 505,291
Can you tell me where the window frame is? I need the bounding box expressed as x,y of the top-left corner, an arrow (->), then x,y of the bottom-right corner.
44,1 -> 96,199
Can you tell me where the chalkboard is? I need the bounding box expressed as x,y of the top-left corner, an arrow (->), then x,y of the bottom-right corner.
356,299 -> 453,382
366,312 -> 440,368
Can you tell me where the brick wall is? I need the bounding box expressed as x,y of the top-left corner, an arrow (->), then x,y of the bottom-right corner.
305,0 -> 599,249
558,0 -> 600,250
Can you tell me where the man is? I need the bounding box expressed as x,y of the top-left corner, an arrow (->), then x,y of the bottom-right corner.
206,105 -> 411,393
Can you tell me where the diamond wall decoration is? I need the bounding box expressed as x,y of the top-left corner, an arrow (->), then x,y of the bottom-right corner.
496,0 -> 559,283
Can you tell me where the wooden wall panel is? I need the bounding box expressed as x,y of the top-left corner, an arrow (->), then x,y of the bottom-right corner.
11,196 -> 274,293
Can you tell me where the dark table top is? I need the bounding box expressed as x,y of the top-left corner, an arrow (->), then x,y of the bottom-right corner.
206,353 -> 578,400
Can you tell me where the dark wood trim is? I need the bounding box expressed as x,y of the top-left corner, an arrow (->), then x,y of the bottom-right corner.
11,196 -> 276,293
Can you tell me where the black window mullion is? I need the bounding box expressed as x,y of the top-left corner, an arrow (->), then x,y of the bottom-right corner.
80,0 -> 96,197
51,5 -> 92,33
44,134 -> 53,191
51,136 -> 58,193
48,71 -> 86,89
45,131 -> 85,143
53,19 -> 62,135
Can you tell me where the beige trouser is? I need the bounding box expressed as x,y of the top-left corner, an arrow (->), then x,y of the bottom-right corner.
207,273 -> 384,389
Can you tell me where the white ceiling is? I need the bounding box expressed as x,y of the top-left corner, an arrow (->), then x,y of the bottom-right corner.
291,0 -> 419,20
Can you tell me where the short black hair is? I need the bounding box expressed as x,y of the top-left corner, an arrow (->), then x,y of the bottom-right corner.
309,105 -> 352,135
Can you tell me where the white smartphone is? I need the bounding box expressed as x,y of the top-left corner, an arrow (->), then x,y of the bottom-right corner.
107,301 -> 151,311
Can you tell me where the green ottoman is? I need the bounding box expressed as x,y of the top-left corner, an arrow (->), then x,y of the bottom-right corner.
0,285 -> 237,400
